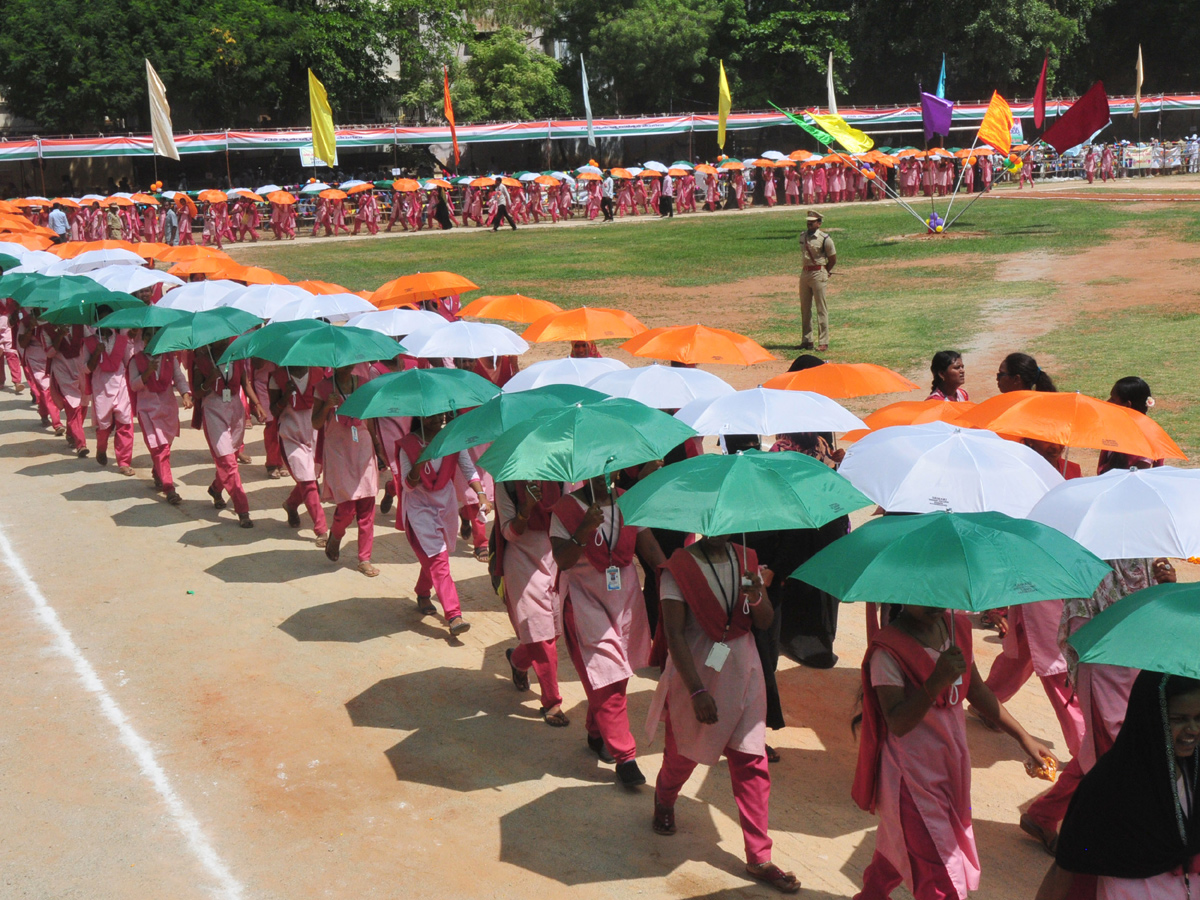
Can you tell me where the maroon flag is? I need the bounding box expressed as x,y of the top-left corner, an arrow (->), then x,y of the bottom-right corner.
1033,56 -> 1049,129
1041,82 -> 1111,154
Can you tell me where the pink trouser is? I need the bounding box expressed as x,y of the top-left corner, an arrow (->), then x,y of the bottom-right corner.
331,497 -> 374,562
656,714 -> 773,864
461,501 -> 486,549
405,520 -> 461,620
511,639 -> 562,709
263,419 -> 284,468
285,480 -> 327,535
856,782 -> 958,900
985,650 -> 1085,757
207,441 -> 250,515
57,393 -> 87,449
25,364 -> 60,425
1,347 -> 21,385
563,599 -> 637,763
146,441 -> 174,491
96,422 -> 134,467
1026,756 -> 1084,832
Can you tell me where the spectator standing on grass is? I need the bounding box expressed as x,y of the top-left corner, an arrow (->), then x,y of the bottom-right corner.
600,171 -> 615,221
660,171 -> 675,218
799,210 -> 836,352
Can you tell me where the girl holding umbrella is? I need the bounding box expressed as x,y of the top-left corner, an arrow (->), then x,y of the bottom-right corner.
129,336 -> 192,505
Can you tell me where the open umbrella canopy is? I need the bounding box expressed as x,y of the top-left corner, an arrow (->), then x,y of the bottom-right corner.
156,245 -> 230,264
0,252 -> 22,270
10,273 -> 113,308
959,390 -> 1186,460
293,279 -> 350,295
842,399 -> 976,442
585,363 -> 733,409
503,357 -> 628,393
791,511 -> 1111,612
96,304 -> 191,330
144,308 -> 263,354
400,321 -> 529,359
618,448 -> 871,535
1027,466 -> 1200,560
270,293 -> 376,324
221,264 -> 290,286
337,367 -> 498,421
168,257 -> 227,278
344,308 -> 446,338
420,383 -> 607,462
478,397 -> 698,483
156,279 -> 244,312
299,182 -> 330,194
838,423 -> 1063,516
675,387 -> 865,436
197,190 -> 228,203
319,189 -> 348,200
371,271 -> 478,310
89,265 -> 184,295
53,247 -> 147,273
228,284 -> 313,319
460,294 -> 563,323
621,324 -> 773,366
220,320 -> 402,368
1069,583 -> 1200,679
763,363 -> 920,398
522,307 -> 647,343
266,190 -> 297,205
40,291 -> 143,325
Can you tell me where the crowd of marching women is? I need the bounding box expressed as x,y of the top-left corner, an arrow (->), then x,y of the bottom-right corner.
1,233 -> 1197,899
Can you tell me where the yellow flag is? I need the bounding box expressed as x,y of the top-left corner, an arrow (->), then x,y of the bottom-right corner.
717,61 -> 731,149
1133,45 -> 1144,118
977,91 -> 1014,156
806,112 -> 873,153
308,69 -> 337,168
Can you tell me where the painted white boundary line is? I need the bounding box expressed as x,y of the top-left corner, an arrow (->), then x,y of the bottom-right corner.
0,524 -> 245,900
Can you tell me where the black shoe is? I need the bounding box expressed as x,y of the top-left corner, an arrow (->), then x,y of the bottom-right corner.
587,735 -> 615,764
96,451 -> 108,466
380,493 -> 393,515
616,760 -> 646,787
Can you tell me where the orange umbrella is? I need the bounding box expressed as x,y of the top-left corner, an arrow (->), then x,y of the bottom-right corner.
0,200 -> 19,214
533,175 -> 560,187
762,363 -> 919,398
371,271 -> 479,310
101,196 -> 134,207
131,192 -> 160,205
523,307 -> 647,343
750,159 -> 777,168
168,258 -> 228,277
666,167 -> 689,177
460,294 -> 564,323
620,324 -> 773,366
841,399 -> 977,442
51,197 -> 81,209
172,194 -> 199,217
197,190 -> 228,203
772,158 -> 797,167
13,198 -> 48,208
265,190 -> 296,205
895,148 -> 924,158
424,178 -> 452,189
220,264 -> 289,285
295,280 -> 352,295
610,168 -> 633,179
695,164 -> 718,175
958,391 -> 1186,459
50,239 -> 144,258
788,150 -> 814,161
138,242 -> 173,259
501,177 -> 522,187
319,189 -> 347,200
345,183 -> 374,194
229,189 -> 264,202
576,172 -> 601,181
719,160 -> 745,170
468,177 -> 495,188
0,215 -> 44,234
157,245 -> 231,263
640,169 -> 662,178
0,234 -> 53,251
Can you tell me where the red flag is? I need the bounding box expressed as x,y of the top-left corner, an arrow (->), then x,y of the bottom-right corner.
443,66 -> 460,167
1041,82 -> 1111,154
1033,56 -> 1048,129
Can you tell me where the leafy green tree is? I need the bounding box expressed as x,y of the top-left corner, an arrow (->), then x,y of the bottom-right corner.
466,27 -> 570,120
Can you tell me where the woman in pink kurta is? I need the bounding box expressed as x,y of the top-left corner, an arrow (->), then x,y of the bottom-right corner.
367,356 -> 414,519
312,364 -> 380,576
785,167 -> 800,204
1083,149 -> 1097,184
632,177 -> 649,214
17,316 -> 61,431
254,360 -> 285,478
312,198 -> 332,237
399,414 -> 489,636
801,166 -> 815,204
386,191 -> 406,231
499,480 -> 567,726
853,605 -> 1053,900
647,538 -> 799,893
48,324 -> 91,456
85,331 -> 136,473
130,347 -> 191,504
731,170 -> 747,208
550,477 -> 665,786
0,296 -> 25,394
176,199 -> 195,245
235,198 -> 260,242
813,166 -> 827,204
352,191 -> 379,235
763,169 -> 778,206
980,156 -> 993,191
270,366 -> 328,542
192,345 -> 264,527
704,173 -> 720,211
1100,145 -> 1115,181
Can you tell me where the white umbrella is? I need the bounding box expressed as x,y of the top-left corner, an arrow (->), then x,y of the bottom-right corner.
229,284 -> 313,319
88,266 -> 184,294
675,387 -> 864,436
1027,466 -> 1200,559
586,364 -> 733,409
0,242 -> 31,261
838,423 -> 1063,516
110,192 -> 134,200
642,161 -> 669,173
256,184 -> 283,195
157,280 -> 244,312
504,357 -> 627,393
79,193 -> 106,202
52,248 -> 147,273
271,293 -> 376,324
345,308 -> 447,337
518,172 -> 540,182
761,151 -> 787,161
299,182 -> 330,194
576,165 -> 602,176
5,251 -> 61,272
229,188 -> 260,199
401,321 -> 529,359
339,179 -> 369,190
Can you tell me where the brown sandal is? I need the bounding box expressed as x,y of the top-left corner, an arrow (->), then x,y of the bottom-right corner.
415,594 -> 437,616
541,706 -> 570,727
166,491 -> 182,506
652,800 -> 676,836
357,561 -> 379,577
506,648 -> 530,691
746,862 -> 801,894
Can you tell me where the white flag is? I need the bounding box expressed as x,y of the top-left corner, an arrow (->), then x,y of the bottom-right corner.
581,55 -> 596,148
145,59 -> 180,161
1133,45 -> 1144,118
826,51 -> 837,116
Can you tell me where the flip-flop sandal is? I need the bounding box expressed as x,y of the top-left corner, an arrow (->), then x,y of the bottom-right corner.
473,546 -> 489,562
746,862 -> 801,894
506,648 -> 530,691
766,745 -> 781,764
540,707 -> 570,727
415,595 -> 437,616
1020,814 -> 1058,856
358,562 -> 380,577
207,485 -> 226,509
652,801 -> 676,836
166,491 -> 182,506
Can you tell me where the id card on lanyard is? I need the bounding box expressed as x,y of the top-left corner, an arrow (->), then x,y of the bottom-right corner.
601,495 -> 621,591
700,544 -> 739,672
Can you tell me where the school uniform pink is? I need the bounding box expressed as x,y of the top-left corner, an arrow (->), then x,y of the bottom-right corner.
1083,149 -> 1097,183
0,297 -> 24,392
312,198 -> 332,236
962,161 -> 975,193
585,180 -> 602,219
130,350 -> 190,497
193,351 -> 256,520
49,325 -> 91,453
252,360 -> 284,474
273,367 -> 327,538
801,166 -> 815,203
19,317 -> 60,428
527,185 -> 544,223
785,167 -> 800,204
405,192 -> 423,230
558,182 -> 574,217
649,177 -> 663,213
236,199 -> 260,242
119,207 -> 140,241
731,170 -> 747,208
922,159 -> 936,197
352,192 -> 379,235
314,366 -> 378,567
1100,145 -> 1115,181
813,166 -> 827,204
85,332 -> 135,469
980,156 -> 993,191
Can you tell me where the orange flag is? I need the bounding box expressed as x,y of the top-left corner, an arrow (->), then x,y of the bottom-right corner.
978,91 -> 1014,156
443,66 -> 460,167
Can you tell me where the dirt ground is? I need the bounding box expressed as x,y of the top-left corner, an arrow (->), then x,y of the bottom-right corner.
4,178 -> 1199,900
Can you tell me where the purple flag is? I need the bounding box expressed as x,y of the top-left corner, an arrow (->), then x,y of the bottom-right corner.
921,91 -> 954,143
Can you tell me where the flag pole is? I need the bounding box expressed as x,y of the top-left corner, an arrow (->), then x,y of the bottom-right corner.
942,136 -> 979,227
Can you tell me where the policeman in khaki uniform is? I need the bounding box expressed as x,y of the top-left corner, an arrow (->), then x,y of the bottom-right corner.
799,210 -> 837,352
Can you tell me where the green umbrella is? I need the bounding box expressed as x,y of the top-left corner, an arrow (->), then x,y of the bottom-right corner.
1069,582 -> 1200,679
477,397 -> 698,483
144,308 -> 263,355
11,274 -> 112,309
0,253 -> 22,271
791,511 -> 1110,612
40,292 -> 144,325
618,449 -> 872,535
419,383 -> 607,463
338,368 -> 499,421
96,305 -> 191,330
219,320 -> 400,368
0,271 -> 50,300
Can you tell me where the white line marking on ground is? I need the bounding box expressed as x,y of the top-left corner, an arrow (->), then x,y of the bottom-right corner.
0,523 -> 245,900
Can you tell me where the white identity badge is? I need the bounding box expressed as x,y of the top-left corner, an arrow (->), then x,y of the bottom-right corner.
705,641 -> 731,672
351,425 -> 360,443
221,388 -> 231,403
605,566 -> 621,592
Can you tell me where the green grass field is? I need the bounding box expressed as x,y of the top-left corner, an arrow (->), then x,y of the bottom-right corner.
235,196 -> 1200,457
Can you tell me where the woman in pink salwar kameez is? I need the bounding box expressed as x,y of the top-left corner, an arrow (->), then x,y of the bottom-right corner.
192,344 -> 264,527
84,330 -> 136,474
0,296 -> 25,395
48,324 -> 90,456
406,191 -> 423,231
980,156 -> 993,191
550,475 -> 665,786
785,167 -> 800,205
853,605 -> 1053,900
763,169 -> 778,206
17,314 -> 61,431
922,159 -> 936,197
399,413 -> 490,636
312,364 -> 380,577
201,202 -> 222,248
585,180 -> 602,220
801,166 -> 816,204
813,166 -> 828,205
386,190 -> 405,231
1083,148 -> 1097,184
499,480 -> 568,726
312,198 -> 333,237
678,173 -> 697,212
352,191 -> 380,235
463,186 -> 484,227
731,170 -> 747,208
253,360 -> 285,478
368,356 -> 414,518
140,204 -> 160,242
175,199 -> 195,245
558,182 -> 574,218
632,177 -> 649,214
130,346 -> 191,504
234,198 -> 259,242
1100,144 -> 1115,181
648,176 -> 663,213
330,198 -> 351,235
647,536 -> 800,893
270,366 -> 328,542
